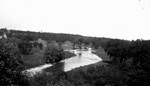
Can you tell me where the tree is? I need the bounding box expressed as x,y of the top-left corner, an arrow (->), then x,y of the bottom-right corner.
43,43 -> 65,63
33,42 -> 39,48
21,34 -> 34,42
7,37 -> 22,46
0,40 -> 29,86
18,41 -> 32,55
38,43 -> 43,50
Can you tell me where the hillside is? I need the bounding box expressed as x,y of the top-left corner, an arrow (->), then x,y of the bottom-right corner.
0,28 -> 111,48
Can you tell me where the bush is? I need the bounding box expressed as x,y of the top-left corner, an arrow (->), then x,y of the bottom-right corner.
18,41 -> 32,55
38,43 -> 43,50
28,72 -> 73,86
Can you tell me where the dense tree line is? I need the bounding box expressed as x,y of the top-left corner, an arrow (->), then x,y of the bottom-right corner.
2,29 -> 110,48
104,39 -> 150,86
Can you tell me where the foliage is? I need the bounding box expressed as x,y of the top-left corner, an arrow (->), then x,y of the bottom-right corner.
104,39 -> 150,86
32,42 -> 43,50
28,72 -> 73,86
0,40 -> 29,86
28,64 -> 128,86
21,34 -> 34,42
38,43 -> 43,50
18,41 -> 32,55
67,65 -> 128,86
43,43 -> 65,63
33,42 -> 39,47
3,28 -> 150,86
28,38 -> 150,86
4,29 -> 110,48
7,37 -> 22,46
104,39 -> 131,63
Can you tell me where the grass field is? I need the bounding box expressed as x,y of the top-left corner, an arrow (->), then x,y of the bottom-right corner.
23,48 -> 76,69
23,48 -> 44,69
92,48 -> 110,61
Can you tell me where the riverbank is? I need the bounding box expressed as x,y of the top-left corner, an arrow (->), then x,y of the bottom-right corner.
23,49 -> 102,76
92,48 -> 110,61
23,48 -> 76,69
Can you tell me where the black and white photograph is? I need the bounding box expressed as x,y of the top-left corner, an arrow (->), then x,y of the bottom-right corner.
0,0 -> 150,86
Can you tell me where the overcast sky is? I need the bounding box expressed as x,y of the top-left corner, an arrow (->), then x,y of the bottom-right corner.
0,0 -> 150,40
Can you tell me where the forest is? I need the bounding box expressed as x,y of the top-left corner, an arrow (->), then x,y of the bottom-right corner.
1,28 -> 150,86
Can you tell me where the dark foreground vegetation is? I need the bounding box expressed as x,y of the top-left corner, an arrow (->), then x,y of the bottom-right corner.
1,28 -> 150,86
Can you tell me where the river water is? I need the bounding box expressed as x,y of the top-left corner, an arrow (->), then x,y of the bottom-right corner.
24,49 -> 102,76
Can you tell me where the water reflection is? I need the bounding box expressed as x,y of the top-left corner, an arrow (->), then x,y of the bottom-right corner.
63,50 -> 102,72
44,50 -> 102,73
24,49 -> 102,76
44,62 -> 64,73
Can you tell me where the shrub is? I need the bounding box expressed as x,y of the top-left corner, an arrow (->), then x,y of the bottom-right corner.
18,41 -> 32,55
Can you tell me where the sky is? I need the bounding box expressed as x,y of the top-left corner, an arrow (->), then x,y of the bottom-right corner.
0,0 -> 150,40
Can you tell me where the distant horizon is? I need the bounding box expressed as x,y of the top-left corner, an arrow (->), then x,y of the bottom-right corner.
0,0 -> 150,40
1,27 -> 149,41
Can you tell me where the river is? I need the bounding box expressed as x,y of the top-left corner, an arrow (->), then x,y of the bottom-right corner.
23,48 -> 102,76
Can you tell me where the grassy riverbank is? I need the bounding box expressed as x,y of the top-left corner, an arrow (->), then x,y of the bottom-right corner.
23,48 -> 76,69
92,48 -> 110,61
